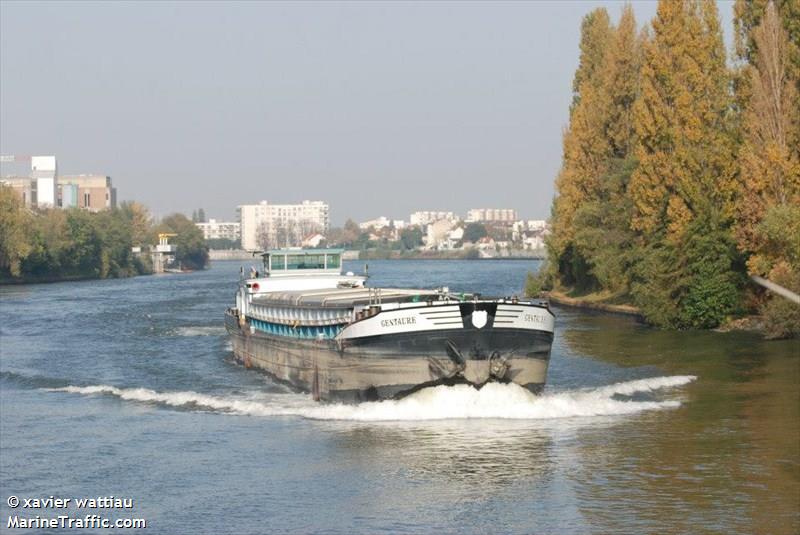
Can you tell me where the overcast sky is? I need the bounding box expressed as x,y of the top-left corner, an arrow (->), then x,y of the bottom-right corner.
1,1 -> 733,224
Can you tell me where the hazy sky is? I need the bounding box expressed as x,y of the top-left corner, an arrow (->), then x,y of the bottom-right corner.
0,1 -> 734,224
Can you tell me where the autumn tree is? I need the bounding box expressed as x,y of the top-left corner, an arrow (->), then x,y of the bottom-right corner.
735,1 -> 800,274
119,201 -> 152,247
734,1 -> 800,338
629,0 -> 737,242
626,0 -> 742,328
548,8 -> 613,289
571,5 -> 642,294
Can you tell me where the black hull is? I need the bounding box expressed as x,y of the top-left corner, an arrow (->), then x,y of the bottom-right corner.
225,310 -> 553,403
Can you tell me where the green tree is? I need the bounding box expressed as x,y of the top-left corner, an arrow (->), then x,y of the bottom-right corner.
399,227 -> 423,250
156,213 -> 209,270
463,223 -> 488,243
630,208 -> 743,329
572,158 -> 638,294
0,186 -> 32,277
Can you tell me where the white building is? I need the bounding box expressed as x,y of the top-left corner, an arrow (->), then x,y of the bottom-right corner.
425,219 -> 457,250
31,156 -> 57,208
359,216 -> 391,230
196,219 -> 241,242
238,200 -> 329,251
439,226 -> 464,250
301,233 -> 325,248
523,235 -> 546,250
410,211 -> 456,227
1,155 -> 117,211
466,208 -> 518,223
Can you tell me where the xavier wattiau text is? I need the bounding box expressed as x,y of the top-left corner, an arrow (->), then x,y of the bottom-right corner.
6,495 -> 146,529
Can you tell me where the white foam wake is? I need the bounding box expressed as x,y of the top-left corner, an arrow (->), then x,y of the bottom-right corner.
49,375 -> 696,422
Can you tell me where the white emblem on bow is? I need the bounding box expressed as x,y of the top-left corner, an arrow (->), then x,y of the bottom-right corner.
471,310 -> 488,329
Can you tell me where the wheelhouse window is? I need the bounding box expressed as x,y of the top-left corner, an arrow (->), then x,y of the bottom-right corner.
326,254 -> 341,269
287,254 -> 325,270
268,254 -> 287,271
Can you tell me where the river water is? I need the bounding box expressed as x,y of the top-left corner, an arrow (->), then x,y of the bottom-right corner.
1,259 -> 797,534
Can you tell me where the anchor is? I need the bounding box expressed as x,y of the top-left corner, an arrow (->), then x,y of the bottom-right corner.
428,340 -> 467,379
488,351 -> 510,380
445,340 -> 467,374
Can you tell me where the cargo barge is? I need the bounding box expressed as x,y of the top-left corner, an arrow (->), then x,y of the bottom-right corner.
225,249 -> 555,402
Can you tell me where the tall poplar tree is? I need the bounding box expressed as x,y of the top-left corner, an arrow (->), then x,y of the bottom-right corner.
548,8 -> 612,289
735,1 -> 800,338
628,0 -> 741,328
735,1 -> 800,269
629,0 -> 737,242
571,5 -> 642,293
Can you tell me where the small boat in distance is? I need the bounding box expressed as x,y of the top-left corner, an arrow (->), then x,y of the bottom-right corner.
225,249 -> 555,402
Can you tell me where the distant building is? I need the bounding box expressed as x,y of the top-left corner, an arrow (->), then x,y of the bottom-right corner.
523,235 -> 545,250
410,211 -> 456,226
60,183 -> 79,208
238,200 -> 329,251
0,156 -> 116,211
466,208 -> 518,223
0,176 -> 34,206
31,156 -> 57,208
439,226 -> 464,250
425,219 -> 457,249
58,175 -> 116,211
301,233 -> 326,248
359,216 -> 391,230
196,219 -> 241,242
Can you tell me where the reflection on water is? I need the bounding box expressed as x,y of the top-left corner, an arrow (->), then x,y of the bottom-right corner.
557,308 -> 800,534
328,421 -> 556,487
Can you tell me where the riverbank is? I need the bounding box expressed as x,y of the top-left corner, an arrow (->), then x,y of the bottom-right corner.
544,289 -> 773,336
357,249 -> 545,260
0,270 -> 150,286
209,249 -> 546,261
544,290 -> 644,319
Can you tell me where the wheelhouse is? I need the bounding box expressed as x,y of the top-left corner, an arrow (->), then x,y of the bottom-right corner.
261,249 -> 343,276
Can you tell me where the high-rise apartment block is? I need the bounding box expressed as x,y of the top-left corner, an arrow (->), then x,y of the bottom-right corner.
466,208 -> 518,223
409,211 -> 456,226
196,219 -> 241,242
238,200 -> 329,251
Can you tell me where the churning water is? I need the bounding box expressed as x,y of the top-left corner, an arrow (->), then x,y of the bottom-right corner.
1,260 -> 797,534
50,375 -> 695,421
